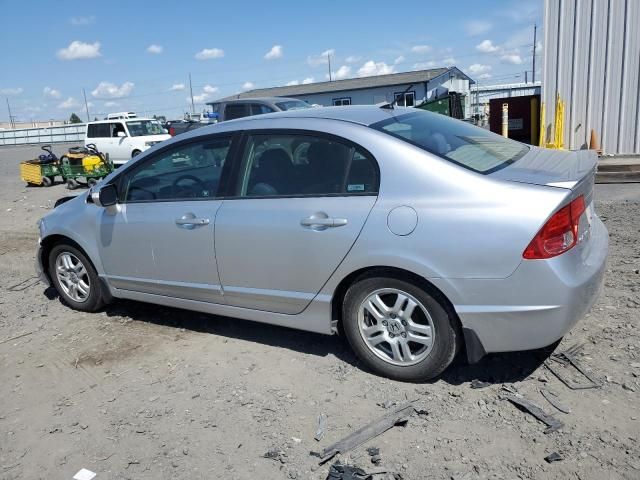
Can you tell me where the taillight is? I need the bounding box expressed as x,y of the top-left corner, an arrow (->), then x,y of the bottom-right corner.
523,195 -> 586,259
169,127 -> 175,136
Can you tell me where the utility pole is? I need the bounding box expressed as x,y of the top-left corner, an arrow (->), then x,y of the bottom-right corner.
327,53 -> 332,82
82,88 -> 90,122
6,97 -> 15,129
189,73 -> 195,114
532,24 -> 537,83
525,71 -> 528,84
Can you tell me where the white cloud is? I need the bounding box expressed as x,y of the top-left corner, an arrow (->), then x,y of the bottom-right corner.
476,39 -> 500,53
91,81 -> 135,98
394,55 -> 405,65
357,60 -> 395,77
286,80 -> 299,86
307,49 -> 335,67
70,16 -> 95,26
413,61 -> 437,70
411,45 -> 431,54
501,53 -> 523,65
195,48 -> 224,60
242,81 -> 255,90
468,63 -> 492,75
302,77 -> 314,84
477,73 -> 492,80
147,44 -> 163,54
0,87 -> 23,95
443,57 -> 456,66
191,93 -> 210,103
43,87 -> 61,99
57,97 -> 80,109
203,84 -> 219,94
170,83 -> 185,91
333,65 -> 351,80
264,45 -> 283,60
464,20 -> 492,36
104,101 -> 119,107
56,41 -> 101,60
345,55 -> 361,64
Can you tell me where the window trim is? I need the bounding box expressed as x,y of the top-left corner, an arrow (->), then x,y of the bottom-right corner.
112,132 -> 240,204
225,128 -> 380,201
393,91 -> 416,107
332,97 -> 352,106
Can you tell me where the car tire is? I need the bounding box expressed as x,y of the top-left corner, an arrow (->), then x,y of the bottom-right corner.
132,150 -> 141,158
342,276 -> 459,382
48,243 -> 104,312
87,178 -> 98,188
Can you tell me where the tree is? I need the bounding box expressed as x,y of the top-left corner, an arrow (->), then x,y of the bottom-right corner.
69,113 -> 82,124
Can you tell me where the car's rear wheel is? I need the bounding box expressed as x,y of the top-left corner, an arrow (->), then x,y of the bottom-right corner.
48,243 -> 103,312
342,276 -> 459,382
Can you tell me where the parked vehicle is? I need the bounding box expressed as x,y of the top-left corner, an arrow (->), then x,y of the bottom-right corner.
84,118 -> 171,166
36,106 -> 608,382
168,97 -> 312,136
19,145 -> 60,187
58,144 -> 114,190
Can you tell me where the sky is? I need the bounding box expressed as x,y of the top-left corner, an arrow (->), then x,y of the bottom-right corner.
0,0 -> 542,122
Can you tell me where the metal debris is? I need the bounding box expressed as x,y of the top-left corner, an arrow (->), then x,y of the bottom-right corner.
540,388 -> 571,414
312,402 -> 416,464
315,413 -> 328,441
504,394 -> 564,434
545,343 -> 600,390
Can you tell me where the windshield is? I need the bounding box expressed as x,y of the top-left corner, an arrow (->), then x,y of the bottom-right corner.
126,120 -> 164,137
371,110 -> 528,174
275,100 -> 312,111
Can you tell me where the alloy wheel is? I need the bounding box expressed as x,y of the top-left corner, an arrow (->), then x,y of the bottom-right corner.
55,252 -> 91,303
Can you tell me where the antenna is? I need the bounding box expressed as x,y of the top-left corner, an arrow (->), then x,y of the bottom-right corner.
327,52 -> 332,82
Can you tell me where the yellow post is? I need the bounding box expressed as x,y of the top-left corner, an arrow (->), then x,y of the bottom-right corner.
501,103 -> 509,138
539,102 -> 546,147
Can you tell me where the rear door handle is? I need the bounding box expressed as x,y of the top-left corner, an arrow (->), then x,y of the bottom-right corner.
175,214 -> 210,228
300,217 -> 348,228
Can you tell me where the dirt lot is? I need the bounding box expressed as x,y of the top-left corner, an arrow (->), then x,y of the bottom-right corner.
0,144 -> 638,480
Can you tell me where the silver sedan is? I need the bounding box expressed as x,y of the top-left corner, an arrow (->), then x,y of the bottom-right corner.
36,106 -> 608,381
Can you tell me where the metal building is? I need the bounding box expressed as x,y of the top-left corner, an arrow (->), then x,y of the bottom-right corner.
542,0 -> 640,154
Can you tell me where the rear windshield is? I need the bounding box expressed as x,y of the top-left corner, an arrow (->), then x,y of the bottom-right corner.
275,100 -> 312,111
370,110 -> 528,174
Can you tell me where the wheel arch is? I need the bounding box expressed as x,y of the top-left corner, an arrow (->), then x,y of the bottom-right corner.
330,265 -> 476,360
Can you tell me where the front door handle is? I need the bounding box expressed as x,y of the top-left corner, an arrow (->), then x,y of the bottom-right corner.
175,213 -> 210,228
300,216 -> 348,229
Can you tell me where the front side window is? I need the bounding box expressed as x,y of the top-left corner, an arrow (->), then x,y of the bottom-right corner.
119,137 -> 232,202
274,100 -> 312,111
333,98 -> 351,106
234,133 -> 378,197
371,110 -> 528,174
250,104 -> 275,115
126,120 -> 164,136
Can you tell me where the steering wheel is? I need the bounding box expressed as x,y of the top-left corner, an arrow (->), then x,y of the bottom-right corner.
172,174 -> 206,198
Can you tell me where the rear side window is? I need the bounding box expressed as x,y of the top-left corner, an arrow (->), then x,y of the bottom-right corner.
224,104 -> 250,120
371,110 -> 528,174
233,133 -> 379,197
119,137 -> 232,202
87,123 -> 110,138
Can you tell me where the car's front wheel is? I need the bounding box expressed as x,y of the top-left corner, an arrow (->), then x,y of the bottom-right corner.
342,276 -> 459,382
48,243 -> 104,312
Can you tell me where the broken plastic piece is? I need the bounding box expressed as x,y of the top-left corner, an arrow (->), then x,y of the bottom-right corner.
504,394 -> 564,434
470,379 -> 491,389
545,343 -> 599,390
326,462 -> 371,480
544,452 -> 563,463
540,388 -> 571,414
73,469 -> 97,480
315,413 -> 327,442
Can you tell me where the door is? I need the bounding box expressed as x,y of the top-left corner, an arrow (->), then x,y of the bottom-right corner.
110,122 -> 130,163
215,131 -> 380,314
98,135 -> 235,302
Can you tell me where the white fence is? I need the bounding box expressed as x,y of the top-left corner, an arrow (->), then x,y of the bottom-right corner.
0,123 -> 86,146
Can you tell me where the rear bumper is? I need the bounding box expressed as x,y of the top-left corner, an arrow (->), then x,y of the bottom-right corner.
436,215 -> 608,356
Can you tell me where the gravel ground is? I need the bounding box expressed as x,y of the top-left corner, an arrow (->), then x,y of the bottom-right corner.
0,144 -> 638,480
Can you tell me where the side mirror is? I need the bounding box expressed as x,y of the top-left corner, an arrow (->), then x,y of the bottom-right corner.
117,131 -> 127,138
91,183 -> 118,207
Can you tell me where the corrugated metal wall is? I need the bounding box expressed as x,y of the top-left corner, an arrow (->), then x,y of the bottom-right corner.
543,0 -> 640,154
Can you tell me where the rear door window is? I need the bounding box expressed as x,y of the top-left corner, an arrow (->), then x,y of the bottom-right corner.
233,132 -> 379,197
224,104 -> 250,120
87,123 -> 110,138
